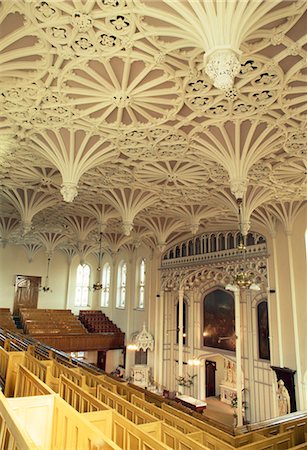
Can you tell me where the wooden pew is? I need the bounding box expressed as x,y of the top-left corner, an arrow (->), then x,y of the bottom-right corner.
0,390 -> 40,450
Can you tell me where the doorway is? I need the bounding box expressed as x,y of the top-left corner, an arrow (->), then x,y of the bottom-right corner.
206,360 -> 216,397
97,351 -> 106,371
13,275 -> 41,316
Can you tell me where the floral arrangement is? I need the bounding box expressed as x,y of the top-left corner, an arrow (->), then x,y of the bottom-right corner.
176,373 -> 197,387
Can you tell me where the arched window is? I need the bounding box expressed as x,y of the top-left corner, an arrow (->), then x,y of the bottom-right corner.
258,300 -> 270,360
101,263 -> 111,307
137,258 -> 146,309
235,232 -> 242,248
246,233 -> 255,246
188,240 -> 194,255
210,234 -> 216,252
195,238 -> 201,254
218,233 -> 225,250
227,233 -> 234,249
116,261 -> 127,308
176,299 -> 187,345
203,289 -> 235,351
75,264 -> 90,307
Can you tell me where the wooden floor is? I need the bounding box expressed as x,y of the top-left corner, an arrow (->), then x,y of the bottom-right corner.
203,397 -> 234,428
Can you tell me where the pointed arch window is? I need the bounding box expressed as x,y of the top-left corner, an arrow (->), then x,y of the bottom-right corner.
75,264 -> 90,307
116,261 -> 127,308
257,300 -> 270,360
137,258 -> 146,309
203,289 -> 235,351
101,263 -> 111,307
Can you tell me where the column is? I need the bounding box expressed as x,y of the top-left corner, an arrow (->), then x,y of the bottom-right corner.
235,288 -> 243,427
178,288 -> 184,394
65,259 -> 72,309
154,293 -> 160,383
270,232 -> 284,367
168,291 -> 175,391
189,290 -> 196,397
287,231 -> 303,409
246,291 -> 256,423
158,290 -> 164,387
199,360 -> 206,401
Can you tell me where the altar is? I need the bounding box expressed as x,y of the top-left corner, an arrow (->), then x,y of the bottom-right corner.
220,384 -> 237,405
175,394 -> 207,412
220,359 -> 237,405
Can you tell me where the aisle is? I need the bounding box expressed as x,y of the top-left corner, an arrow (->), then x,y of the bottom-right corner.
202,397 -> 234,427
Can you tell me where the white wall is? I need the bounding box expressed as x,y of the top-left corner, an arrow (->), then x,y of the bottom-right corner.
0,242 -> 155,377
0,245 -> 67,311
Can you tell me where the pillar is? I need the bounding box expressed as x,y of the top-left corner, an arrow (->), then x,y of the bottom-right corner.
178,288 -> 184,394
235,288 -> 243,427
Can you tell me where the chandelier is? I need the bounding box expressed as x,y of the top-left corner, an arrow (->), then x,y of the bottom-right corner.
226,200 -> 260,291
93,232 -> 103,291
41,255 -> 51,292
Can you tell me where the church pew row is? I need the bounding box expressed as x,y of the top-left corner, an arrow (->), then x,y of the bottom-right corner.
131,394 -> 200,434
78,310 -> 122,334
29,332 -> 125,352
0,308 -> 18,332
0,391 -> 40,450
12,365 -> 301,450
11,365 -> 214,450
56,369 -> 306,450
59,374 -> 112,413
19,308 -> 88,335
0,389 -> 121,450
11,366 -> 174,450
2,334 -> 307,450
14,364 -> 54,397
0,347 -> 25,397
161,402 -> 307,448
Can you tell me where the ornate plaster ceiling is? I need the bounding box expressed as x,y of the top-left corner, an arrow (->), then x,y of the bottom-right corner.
0,0 -> 306,259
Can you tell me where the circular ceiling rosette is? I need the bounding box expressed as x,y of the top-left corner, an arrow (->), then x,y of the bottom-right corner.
134,160 -> 210,189
59,56 -> 183,129
269,157 -> 307,199
7,166 -> 62,193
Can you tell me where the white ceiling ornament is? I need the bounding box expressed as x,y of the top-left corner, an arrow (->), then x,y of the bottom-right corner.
0,1 -> 306,253
59,56 -> 182,129
134,324 -> 154,352
204,48 -> 241,91
230,177 -> 249,200
29,129 -> 117,202
60,182 -> 79,203
135,0 -> 304,90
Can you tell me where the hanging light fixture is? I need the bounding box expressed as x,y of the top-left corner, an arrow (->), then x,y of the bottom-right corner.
226,199 -> 260,291
41,255 -> 52,292
93,232 -> 103,291
233,234 -> 253,289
